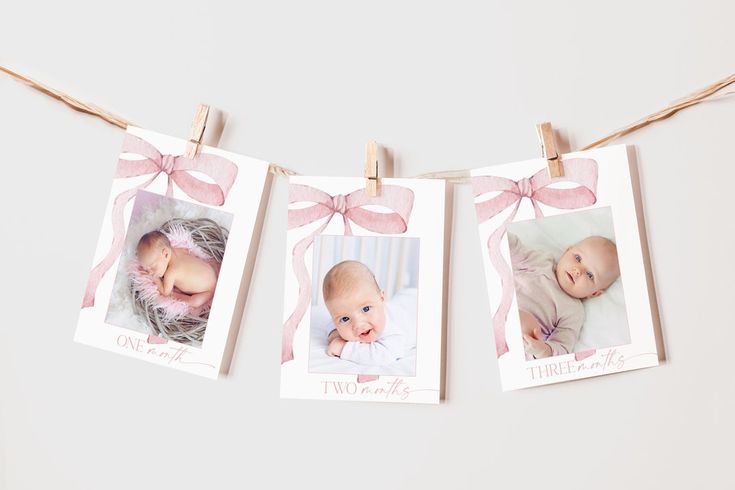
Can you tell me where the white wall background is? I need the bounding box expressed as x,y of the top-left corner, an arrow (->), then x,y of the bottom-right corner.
1,1 -> 734,489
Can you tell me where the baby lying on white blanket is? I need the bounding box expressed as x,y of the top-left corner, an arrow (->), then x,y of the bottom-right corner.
509,233 -> 621,358
322,260 -> 408,367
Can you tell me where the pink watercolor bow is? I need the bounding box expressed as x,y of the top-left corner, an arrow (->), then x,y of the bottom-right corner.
82,133 -> 238,308
472,158 -> 598,357
282,184 -> 414,364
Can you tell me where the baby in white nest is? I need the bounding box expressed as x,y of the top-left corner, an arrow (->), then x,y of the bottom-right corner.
323,260 -> 408,367
136,230 -> 217,308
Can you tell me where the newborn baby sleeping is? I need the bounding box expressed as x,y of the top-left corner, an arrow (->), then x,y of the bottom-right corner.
509,233 -> 621,358
136,231 -> 217,308
323,260 -> 408,367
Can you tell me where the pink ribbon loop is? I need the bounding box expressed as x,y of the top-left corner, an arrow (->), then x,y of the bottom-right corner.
472,158 -> 598,357
282,184 -> 415,363
82,134 -> 238,308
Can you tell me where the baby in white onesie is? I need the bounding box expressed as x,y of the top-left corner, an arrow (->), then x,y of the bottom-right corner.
509,233 -> 621,359
323,260 -> 407,367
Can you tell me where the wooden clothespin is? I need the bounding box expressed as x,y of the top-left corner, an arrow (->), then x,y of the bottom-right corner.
535,121 -> 564,177
365,140 -> 379,196
184,104 -> 210,159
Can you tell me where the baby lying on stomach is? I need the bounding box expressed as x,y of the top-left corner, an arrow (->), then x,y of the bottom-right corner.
509,233 -> 621,358
323,260 -> 407,367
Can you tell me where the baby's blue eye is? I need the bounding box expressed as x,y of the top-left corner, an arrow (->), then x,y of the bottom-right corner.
586,271 -> 594,280
362,306 -> 371,313
339,316 -> 350,324
574,254 -> 581,263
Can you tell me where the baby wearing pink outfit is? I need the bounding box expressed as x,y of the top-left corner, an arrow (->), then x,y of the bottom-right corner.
508,233 -> 621,358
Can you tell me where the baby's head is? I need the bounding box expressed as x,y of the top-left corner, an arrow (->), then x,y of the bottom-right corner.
555,236 -> 620,299
323,260 -> 386,343
136,231 -> 172,278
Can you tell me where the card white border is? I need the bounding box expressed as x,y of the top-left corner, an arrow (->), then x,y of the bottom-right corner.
472,145 -> 659,390
280,177 -> 446,404
74,127 -> 270,378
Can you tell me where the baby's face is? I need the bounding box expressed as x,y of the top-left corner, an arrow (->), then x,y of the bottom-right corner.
555,237 -> 620,299
137,245 -> 171,278
326,283 -> 386,343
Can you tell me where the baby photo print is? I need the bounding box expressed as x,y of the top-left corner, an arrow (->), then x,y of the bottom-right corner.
281,177 -> 446,404
507,207 -> 631,360
309,235 -> 419,377
75,127 -> 271,378
105,190 -> 233,347
472,145 -> 659,390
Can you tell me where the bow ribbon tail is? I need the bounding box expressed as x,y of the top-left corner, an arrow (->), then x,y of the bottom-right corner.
82,175 -> 157,308
166,175 -> 174,197
487,199 -> 525,357
282,217 -> 334,363
529,197 -> 543,217
342,214 -> 353,236
488,196 -> 545,357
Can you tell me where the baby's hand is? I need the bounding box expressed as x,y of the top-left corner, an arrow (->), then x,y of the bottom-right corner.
523,327 -> 552,359
327,337 -> 346,357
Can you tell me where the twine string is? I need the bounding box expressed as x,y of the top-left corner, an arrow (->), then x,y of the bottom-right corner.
580,73 -> 735,150
0,65 -> 131,129
2,65 -> 733,180
268,163 -> 300,177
